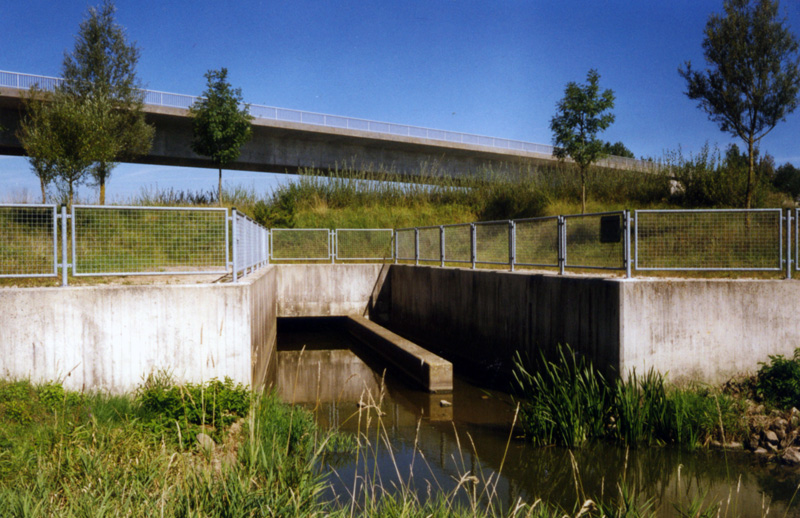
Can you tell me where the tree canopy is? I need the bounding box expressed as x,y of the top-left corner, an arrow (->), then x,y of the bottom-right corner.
190,68 -> 253,204
679,0 -> 800,208
550,69 -> 616,213
61,0 -> 153,204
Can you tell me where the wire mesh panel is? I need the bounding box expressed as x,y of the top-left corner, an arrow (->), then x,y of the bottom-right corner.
635,209 -> 783,271
234,212 -> 269,274
395,228 -> 416,261
564,212 -> 626,270
475,221 -> 509,265
796,209 -> 799,272
443,224 -> 472,263
418,226 -> 441,262
336,229 -> 393,260
72,206 -> 228,275
270,229 -> 330,261
0,204 -> 58,277
515,216 -> 559,267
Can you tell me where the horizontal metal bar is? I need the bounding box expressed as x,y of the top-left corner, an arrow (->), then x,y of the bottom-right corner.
513,216 -> 559,223
562,210 -> 625,219
0,273 -> 59,278
634,267 -> 783,272
72,269 -> 229,277
72,204 -> 227,212
635,208 -> 782,214
565,265 -> 626,271
0,203 -> 58,208
516,262 -> 560,268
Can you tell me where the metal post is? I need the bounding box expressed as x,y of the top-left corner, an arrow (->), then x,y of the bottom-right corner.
60,205 -> 68,286
393,230 -> 398,264
787,209 -> 793,280
470,223 -> 477,270
624,211 -> 631,279
231,209 -> 238,283
439,225 -> 445,268
509,220 -> 516,272
224,208 -> 230,271
331,230 -> 336,264
558,216 -> 565,275
414,228 -> 420,266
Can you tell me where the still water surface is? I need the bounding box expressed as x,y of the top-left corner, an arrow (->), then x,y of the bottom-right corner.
276,318 -> 800,516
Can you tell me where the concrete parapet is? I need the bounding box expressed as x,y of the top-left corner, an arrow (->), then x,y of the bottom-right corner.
345,315 -> 453,393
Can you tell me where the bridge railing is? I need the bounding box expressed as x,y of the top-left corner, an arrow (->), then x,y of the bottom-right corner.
0,70 -> 653,172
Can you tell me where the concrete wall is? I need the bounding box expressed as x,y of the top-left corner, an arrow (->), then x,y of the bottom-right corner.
619,279 -> 800,383
0,267 -> 277,392
276,263 -> 387,317
387,265 -> 800,384
387,265 -> 621,384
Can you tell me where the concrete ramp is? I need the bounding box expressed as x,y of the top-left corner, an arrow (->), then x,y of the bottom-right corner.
344,315 -> 452,393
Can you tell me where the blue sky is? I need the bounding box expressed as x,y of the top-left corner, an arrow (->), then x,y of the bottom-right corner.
3,0 -> 800,202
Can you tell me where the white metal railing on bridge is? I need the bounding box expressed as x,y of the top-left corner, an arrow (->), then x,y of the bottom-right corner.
0,70 -> 655,172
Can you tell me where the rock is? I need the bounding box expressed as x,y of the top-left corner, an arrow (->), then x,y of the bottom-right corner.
763,430 -> 780,445
768,443 -> 780,453
439,400 -> 452,407
777,428 -> 787,441
770,409 -> 784,418
780,447 -> 800,466
754,447 -> 770,456
773,418 -> 789,431
725,442 -> 743,450
710,440 -> 723,449
196,432 -> 215,452
746,435 -> 761,451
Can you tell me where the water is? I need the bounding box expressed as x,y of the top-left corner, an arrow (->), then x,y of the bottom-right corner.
275,318 -> 800,516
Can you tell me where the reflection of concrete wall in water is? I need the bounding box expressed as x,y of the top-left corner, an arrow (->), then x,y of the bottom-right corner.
276,349 -> 383,403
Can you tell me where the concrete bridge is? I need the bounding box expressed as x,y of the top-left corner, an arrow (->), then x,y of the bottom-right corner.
0,70 -> 653,180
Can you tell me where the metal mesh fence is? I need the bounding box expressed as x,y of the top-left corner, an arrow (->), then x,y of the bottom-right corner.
564,212 -> 626,270
336,229 -> 393,260
72,206 -> 228,275
234,211 -> 268,274
635,209 -> 783,270
515,217 -> 559,267
443,224 -> 472,263
0,204 -> 57,277
796,209 -> 799,272
396,229 -> 416,261
270,229 -> 330,261
418,226 -> 441,262
475,221 -> 509,265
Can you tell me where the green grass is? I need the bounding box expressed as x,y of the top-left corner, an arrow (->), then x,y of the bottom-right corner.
512,345 -> 748,450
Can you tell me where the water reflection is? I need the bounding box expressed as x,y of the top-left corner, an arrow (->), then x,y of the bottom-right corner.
275,318 -> 800,516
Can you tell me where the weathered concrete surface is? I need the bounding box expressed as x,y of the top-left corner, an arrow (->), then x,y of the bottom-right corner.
387,265 -> 621,384
0,266 -> 277,392
619,279 -> 800,383
276,264 -> 387,317
387,265 -> 800,385
345,315 -> 453,393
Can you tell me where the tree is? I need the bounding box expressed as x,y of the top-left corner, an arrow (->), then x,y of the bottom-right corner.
679,0 -> 800,209
17,89 -> 101,206
189,68 -> 253,205
550,69 -> 616,213
603,141 -> 634,159
61,0 -> 153,204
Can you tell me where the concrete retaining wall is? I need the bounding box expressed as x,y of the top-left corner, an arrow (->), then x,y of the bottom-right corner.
276,263 -> 388,317
387,265 -> 800,384
0,267 -> 277,392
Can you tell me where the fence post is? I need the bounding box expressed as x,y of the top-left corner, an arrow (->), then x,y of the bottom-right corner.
508,220 -> 516,272
787,209 -> 793,280
60,205 -> 68,286
624,211 -> 631,279
331,230 -> 336,264
414,228 -> 420,266
440,225 -> 445,268
558,216 -> 565,275
393,230 -> 398,264
231,208 -> 238,283
470,223 -> 476,270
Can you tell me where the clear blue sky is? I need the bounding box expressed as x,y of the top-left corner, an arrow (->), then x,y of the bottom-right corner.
3,0 -> 800,202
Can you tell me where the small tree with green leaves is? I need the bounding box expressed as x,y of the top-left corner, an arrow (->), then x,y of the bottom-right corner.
61,0 -> 154,204
679,0 -> 800,209
190,68 -> 253,205
550,69 -> 616,213
17,89 -> 101,206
